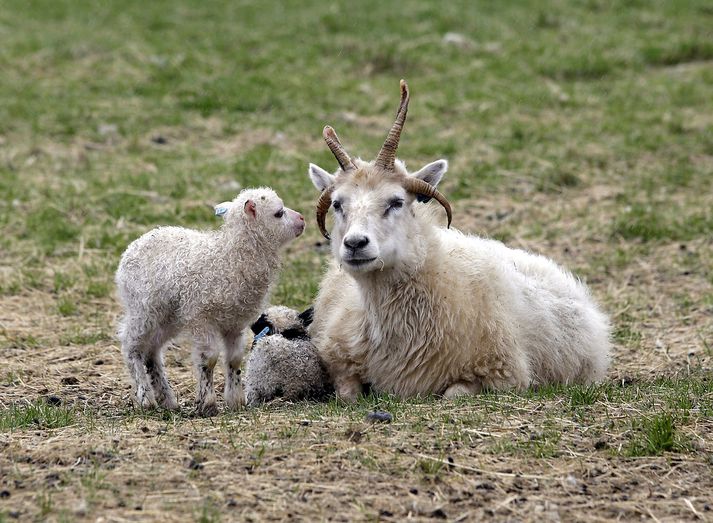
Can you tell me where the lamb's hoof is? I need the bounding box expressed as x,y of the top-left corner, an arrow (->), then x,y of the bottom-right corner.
196,402 -> 219,418
159,396 -> 180,411
225,397 -> 246,411
136,389 -> 159,410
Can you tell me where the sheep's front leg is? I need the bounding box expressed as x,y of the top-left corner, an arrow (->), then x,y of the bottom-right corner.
223,330 -> 246,411
192,329 -> 220,417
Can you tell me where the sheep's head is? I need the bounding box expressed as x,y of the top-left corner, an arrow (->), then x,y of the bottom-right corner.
215,187 -> 305,245
307,80 -> 451,274
251,305 -> 314,340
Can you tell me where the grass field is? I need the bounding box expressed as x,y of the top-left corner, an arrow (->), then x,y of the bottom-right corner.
1,0 -> 712,521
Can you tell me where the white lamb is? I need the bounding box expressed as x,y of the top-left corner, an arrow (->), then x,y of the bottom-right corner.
307,80 -> 611,401
115,187 -> 305,415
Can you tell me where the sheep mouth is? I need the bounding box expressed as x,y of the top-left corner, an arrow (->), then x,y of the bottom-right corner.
344,257 -> 376,267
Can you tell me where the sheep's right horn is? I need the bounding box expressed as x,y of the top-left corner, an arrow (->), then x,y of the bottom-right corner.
323,126 -> 354,172
402,178 -> 452,228
316,185 -> 335,240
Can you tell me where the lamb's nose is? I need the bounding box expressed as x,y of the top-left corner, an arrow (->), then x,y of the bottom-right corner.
343,235 -> 369,251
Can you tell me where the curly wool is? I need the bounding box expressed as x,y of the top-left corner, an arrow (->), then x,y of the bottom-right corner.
115,187 -> 304,413
244,306 -> 332,406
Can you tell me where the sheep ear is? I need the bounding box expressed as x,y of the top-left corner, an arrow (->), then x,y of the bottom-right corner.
214,201 -> 231,217
298,306 -> 314,327
412,160 -> 448,203
244,199 -> 257,219
308,163 -> 335,192
412,159 -> 448,187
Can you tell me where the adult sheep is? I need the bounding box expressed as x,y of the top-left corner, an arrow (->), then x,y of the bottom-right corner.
307,80 -> 611,401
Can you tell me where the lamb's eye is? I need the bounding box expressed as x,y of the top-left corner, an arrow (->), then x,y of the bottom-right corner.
274,209 -> 284,218
332,200 -> 342,212
385,198 -> 404,215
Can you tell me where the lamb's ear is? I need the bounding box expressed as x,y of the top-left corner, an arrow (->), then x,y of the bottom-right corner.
298,306 -> 314,327
251,313 -> 271,335
412,160 -> 448,203
308,163 -> 335,192
412,159 -> 448,187
244,199 -> 257,219
214,201 -> 231,217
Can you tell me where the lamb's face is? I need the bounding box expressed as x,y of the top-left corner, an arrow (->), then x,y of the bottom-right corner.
308,160 -> 448,274
251,305 -> 314,340
217,188 -> 305,245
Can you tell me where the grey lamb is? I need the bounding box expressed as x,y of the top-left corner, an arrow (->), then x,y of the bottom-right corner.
115,187 -> 305,416
244,305 -> 333,406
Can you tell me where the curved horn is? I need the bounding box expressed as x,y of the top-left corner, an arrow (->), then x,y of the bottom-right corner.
315,185 -> 335,240
375,79 -> 410,171
402,178 -> 452,228
323,126 -> 354,172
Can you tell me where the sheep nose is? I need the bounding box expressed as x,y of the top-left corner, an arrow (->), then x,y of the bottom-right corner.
343,234 -> 369,251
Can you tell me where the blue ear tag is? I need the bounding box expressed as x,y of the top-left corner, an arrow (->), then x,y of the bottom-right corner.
215,206 -> 229,217
252,326 -> 270,347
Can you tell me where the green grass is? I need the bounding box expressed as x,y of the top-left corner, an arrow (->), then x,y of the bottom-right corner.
0,1 -> 711,521
0,399 -> 77,432
626,413 -> 689,456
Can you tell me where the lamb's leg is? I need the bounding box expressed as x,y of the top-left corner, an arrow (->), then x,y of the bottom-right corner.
192,328 -> 220,417
145,326 -> 179,410
443,381 -> 483,399
118,315 -> 158,409
222,330 -> 246,411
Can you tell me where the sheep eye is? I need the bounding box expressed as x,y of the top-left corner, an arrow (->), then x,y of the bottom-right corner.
385,198 -> 404,215
274,209 -> 284,218
332,200 -> 342,212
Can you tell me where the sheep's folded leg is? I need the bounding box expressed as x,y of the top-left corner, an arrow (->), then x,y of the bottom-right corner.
223,330 -> 246,410
334,374 -> 361,402
443,381 -> 483,399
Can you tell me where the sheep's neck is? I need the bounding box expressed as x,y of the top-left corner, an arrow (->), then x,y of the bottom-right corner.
218,229 -> 281,285
356,228 -> 440,340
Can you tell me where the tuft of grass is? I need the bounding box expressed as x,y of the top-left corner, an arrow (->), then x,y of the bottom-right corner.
53,271 -> 76,293
0,399 -> 77,432
569,384 -> 603,407
626,413 -> 688,456
641,39 -> 713,66
56,295 -> 78,316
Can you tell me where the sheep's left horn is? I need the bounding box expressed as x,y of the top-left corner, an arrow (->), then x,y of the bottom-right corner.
316,185 -> 335,240
402,178 -> 452,228
323,126 -> 354,172
375,79 -> 410,171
